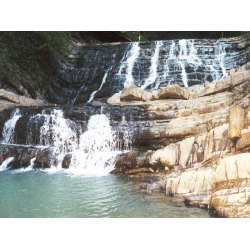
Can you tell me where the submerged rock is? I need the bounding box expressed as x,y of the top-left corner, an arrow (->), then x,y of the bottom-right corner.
62,154 -> 72,169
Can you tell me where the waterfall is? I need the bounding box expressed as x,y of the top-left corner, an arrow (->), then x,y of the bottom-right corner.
2,108 -> 22,144
49,38 -> 247,104
88,66 -> 113,103
117,42 -> 140,87
68,114 -> 121,175
216,43 -> 227,79
0,157 -> 14,171
141,41 -> 163,89
38,109 -> 79,168
123,43 -> 140,87
24,109 -> 133,175
72,85 -> 85,105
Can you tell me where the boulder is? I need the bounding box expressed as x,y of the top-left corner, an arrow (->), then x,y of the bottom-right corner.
204,81 -> 216,96
159,84 -> 189,100
62,154 -> 72,169
236,128 -> 250,150
34,149 -> 53,169
149,144 -> 178,168
150,90 -> 160,100
0,89 -> 46,106
107,93 -> 121,104
114,151 -> 140,169
231,72 -> 245,86
120,85 -> 152,102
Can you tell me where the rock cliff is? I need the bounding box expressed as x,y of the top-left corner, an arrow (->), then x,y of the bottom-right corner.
107,61 -> 250,217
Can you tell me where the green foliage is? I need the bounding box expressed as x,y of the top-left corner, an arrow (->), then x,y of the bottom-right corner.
0,31 -> 72,97
226,115 -> 230,123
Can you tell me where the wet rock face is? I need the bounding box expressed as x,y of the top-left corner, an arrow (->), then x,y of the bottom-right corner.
48,39 -> 249,104
0,144 -> 44,169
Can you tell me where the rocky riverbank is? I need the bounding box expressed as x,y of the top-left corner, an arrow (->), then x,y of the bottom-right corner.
108,61 -> 250,217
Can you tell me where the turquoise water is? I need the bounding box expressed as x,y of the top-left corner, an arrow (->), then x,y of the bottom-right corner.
0,170 -> 213,218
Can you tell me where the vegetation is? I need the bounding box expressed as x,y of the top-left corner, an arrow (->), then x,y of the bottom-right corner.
0,31 -> 71,98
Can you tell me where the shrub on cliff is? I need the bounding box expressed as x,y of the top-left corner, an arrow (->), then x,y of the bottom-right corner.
0,31 -> 71,99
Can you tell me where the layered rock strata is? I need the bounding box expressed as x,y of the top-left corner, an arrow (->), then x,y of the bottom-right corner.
1,60 -> 250,217
109,61 -> 250,217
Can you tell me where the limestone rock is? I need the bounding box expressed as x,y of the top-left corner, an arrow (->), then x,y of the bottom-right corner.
0,89 -> 46,106
149,144 -> 178,168
187,85 -> 205,99
245,111 -> 250,127
120,85 -> 152,102
107,93 -> 121,104
236,128 -> 250,150
151,90 -> 160,100
228,105 -> 245,140
166,167 -> 215,195
178,137 -> 195,168
210,178 -> 250,218
159,84 -> 189,100
215,153 -> 250,183
204,81 -> 216,96
214,77 -> 232,93
232,72 -> 245,86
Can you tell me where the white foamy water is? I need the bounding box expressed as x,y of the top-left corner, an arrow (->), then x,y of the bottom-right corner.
26,109 -> 131,176
141,41 -> 163,89
11,157 -> 36,173
116,42 -> 140,87
88,66 -> 113,102
0,157 -> 14,172
123,42 -> 140,87
2,108 -> 22,143
39,109 -> 79,168
67,114 -> 121,176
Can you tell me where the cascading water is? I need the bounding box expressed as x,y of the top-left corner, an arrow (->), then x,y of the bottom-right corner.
50,38 -> 248,104
88,66 -> 114,102
2,108 -> 22,143
0,157 -> 14,171
123,42 -> 140,87
68,114 -> 122,175
18,108 -> 133,175
141,41 -> 163,89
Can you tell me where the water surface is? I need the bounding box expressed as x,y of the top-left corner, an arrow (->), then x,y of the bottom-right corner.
0,170 -> 213,218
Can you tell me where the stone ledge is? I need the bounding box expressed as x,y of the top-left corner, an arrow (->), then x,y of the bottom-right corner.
0,89 -> 46,106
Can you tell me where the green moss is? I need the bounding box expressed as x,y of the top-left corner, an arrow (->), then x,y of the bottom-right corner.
226,115 -> 230,123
